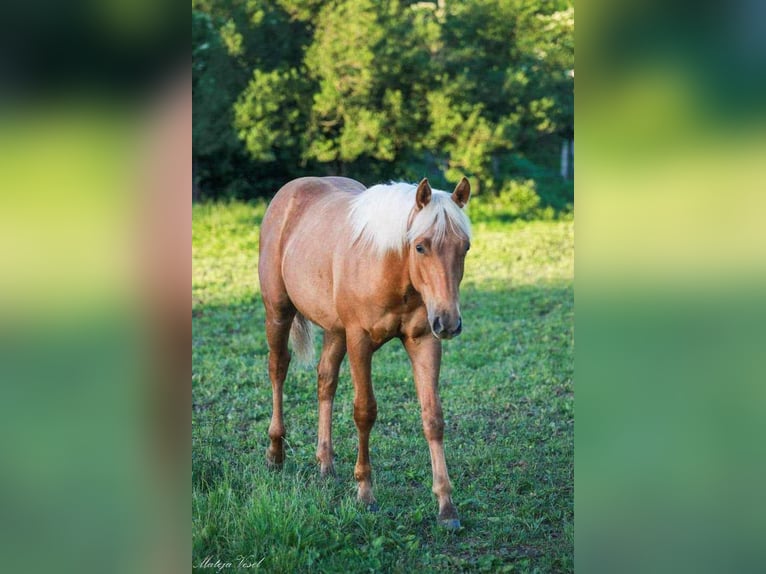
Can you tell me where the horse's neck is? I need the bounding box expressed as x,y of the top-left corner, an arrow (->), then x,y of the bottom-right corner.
363,248 -> 413,298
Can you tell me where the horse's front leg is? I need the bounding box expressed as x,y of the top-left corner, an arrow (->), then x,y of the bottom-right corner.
403,335 -> 460,529
346,329 -> 378,509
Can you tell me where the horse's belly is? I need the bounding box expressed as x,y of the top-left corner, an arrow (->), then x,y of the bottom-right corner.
281,245 -> 340,331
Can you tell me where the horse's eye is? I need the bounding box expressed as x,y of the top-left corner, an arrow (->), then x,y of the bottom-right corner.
415,244 -> 425,254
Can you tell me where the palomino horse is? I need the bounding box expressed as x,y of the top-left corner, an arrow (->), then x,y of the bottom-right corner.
258,176 -> 471,528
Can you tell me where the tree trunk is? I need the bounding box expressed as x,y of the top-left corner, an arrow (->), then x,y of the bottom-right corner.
192,158 -> 201,202
560,138 -> 573,180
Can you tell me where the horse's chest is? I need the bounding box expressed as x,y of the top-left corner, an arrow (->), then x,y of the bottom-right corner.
368,314 -> 401,345
367,306 -> 428,345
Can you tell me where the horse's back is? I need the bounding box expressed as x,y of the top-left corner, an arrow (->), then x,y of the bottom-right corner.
261,176 -> 363,243
269,176 -> 364,213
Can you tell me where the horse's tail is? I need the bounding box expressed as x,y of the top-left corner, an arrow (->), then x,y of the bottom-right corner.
289,312 -> 315,365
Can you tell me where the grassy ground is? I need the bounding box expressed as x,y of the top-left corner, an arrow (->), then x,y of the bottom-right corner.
192,201 -> 574,573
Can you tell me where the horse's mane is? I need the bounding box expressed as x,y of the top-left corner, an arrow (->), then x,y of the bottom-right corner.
348,182 -> 472,257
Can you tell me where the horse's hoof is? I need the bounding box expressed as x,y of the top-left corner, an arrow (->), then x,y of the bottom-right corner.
319,465 -> 336,479
265,449 -> 284,470
438,518 -> 461,530
366,502 -> 379,513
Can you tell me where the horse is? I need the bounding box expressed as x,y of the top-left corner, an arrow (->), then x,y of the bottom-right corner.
258,175 -> 471,528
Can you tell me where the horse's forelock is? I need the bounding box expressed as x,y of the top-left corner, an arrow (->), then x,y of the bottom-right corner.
407,192 -> 472,247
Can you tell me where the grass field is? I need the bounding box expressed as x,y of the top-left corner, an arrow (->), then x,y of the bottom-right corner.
193,201 -> 574,572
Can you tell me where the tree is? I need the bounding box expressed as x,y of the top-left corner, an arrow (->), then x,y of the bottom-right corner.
192,9 -> 249,197
192,0 -> 574,207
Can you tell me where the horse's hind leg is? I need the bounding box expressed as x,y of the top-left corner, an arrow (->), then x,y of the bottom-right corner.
316,330 -> 346,477
264,304 -> 295,466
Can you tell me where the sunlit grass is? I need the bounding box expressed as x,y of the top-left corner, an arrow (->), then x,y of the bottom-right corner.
193,201 -> 573,572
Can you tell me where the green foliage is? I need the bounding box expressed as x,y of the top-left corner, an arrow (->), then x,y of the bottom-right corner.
303,0 -> 436,168
234,68 -> 309,163
469,179 -> 550,222
193,0 -> 574,206
193,203 -> 574,571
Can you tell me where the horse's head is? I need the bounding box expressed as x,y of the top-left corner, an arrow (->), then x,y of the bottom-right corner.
407,178 -> 472,340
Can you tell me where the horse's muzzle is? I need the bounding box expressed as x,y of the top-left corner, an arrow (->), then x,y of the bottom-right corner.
432,316 -> 462,340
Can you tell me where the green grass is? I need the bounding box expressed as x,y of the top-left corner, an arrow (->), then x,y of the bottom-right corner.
193,201 -> 574,572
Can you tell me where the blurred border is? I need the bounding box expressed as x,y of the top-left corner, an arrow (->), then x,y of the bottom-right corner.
0,2 -> 189,573
577,0 -> 766,572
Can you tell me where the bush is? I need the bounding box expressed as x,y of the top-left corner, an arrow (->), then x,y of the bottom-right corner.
468,179 -> 562,223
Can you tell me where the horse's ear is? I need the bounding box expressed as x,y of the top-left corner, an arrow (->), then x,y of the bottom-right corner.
452,177 -> 471,208
416,178 -> 432,210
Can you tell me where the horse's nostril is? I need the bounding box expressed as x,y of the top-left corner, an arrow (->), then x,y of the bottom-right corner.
454,318 -> 462,335
432,316 -> 442,334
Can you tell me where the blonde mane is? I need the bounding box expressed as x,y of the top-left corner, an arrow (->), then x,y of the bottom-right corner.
348,182 -> 471,257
